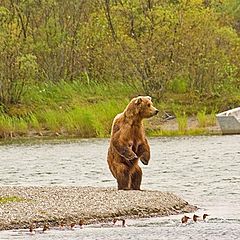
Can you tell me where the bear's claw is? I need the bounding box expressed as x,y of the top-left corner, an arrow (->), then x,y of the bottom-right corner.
140,159 -> 149,165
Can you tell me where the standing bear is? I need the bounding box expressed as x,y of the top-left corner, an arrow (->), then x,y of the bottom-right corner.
107,96 -> 159,190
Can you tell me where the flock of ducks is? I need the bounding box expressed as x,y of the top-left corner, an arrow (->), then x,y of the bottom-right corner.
28,218 -> 125,234
29,219 -> 84,234
181,214 -> 209,224
28,214 -> 209,234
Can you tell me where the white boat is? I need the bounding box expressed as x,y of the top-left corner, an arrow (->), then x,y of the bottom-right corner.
216,107 -> 240,134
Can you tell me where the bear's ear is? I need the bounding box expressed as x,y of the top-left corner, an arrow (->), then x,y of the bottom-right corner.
146,96 -> 152,101
135,97 -> 142,105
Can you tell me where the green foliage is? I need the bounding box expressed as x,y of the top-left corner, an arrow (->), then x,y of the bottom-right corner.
0,81 -> 135,138
208,111 -> 217,126
64,107 -> 96,137
0,0 -> 239,106
14,118 -> 28,135
39,110 -> 62,133
0,115 -> 14,138
220,0 -> 240,20
147,128 -> 207,137
0,115 -> 30,137
197,108 -> 217,128
197,108 -> 208,128
27,114 -> 41,132
169,76 -> 189,93
0,0 -> 240,138
175,112 -> 188,133
92,100 -> 128,137
0,78 -> 238,139
19,100 -> 128,138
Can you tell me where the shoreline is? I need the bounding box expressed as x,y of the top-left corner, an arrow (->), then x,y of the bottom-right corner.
0,116 -> 222,142
0,186 -> 197,231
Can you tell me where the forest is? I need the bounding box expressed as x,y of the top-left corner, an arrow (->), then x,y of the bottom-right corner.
0,0 -> 239,138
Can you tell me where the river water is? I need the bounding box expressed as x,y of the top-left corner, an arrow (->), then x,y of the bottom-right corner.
0,135 -> 240,239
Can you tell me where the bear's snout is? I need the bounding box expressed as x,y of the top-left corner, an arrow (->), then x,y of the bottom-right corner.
152,108 -> 159,116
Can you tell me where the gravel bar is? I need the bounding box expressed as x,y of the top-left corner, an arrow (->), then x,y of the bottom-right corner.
0,186 -> 197,230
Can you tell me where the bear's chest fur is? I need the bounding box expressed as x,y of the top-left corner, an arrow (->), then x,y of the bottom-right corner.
127,125 -> 144,152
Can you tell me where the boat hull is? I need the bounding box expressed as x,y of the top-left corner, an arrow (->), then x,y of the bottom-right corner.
216,107 -> 240,134
217,116 -> 240,134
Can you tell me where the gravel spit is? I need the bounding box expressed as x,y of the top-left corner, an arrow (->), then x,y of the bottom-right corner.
0,186 -> 197,230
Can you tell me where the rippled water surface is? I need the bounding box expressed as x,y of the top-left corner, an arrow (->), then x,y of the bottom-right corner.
0,135 -> 240,239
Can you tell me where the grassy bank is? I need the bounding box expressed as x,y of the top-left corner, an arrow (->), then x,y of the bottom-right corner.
0,81 -> 240,139
0,82 -> 136,138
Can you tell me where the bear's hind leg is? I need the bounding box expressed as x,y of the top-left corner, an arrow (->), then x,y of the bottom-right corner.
130,166 -> 142,190
116,166 -> 131,190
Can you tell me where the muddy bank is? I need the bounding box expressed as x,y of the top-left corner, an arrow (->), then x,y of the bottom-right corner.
0,187 -> 197,230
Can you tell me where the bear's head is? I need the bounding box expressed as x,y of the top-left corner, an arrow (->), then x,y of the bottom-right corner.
125,96 -> 159,119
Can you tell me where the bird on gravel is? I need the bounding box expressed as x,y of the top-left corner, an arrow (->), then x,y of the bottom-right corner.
193,214 -> 200,222
181,216 -> 191,224
59,221 -> 65,229
70,222 -> 75,229
112,218 -> 126,227
29,224 -> 36,234
42,223 -> 49,232
79,219 -> 84,229
203,213 -> 209,221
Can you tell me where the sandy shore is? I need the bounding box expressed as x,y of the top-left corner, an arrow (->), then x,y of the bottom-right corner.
0,186 -> 197,230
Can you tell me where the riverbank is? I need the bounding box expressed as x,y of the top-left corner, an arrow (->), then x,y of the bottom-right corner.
1,81 -> 237,140
0,114 -> 222,142
0,187 -> 197,230
146,115 -> 222,136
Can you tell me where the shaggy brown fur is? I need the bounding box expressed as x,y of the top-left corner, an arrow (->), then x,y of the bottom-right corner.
107,96 -> 159,190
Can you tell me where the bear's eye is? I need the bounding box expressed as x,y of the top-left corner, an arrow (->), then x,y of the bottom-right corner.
148,103 -> 151,107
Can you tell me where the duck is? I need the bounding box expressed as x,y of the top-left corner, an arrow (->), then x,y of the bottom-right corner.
29,224 -> 36,234
111,218 -> 126,227
203,213 -> 209,221
60,221 -> 65,227
79,219 -> 84,229
193,214 -> 200,222
42,223 -> 49,232
181,216 -> 191,224
58,221 -> 65,230
70,222 -> 75,229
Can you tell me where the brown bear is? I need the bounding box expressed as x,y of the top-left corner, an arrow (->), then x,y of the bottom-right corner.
107,96 -> 159,190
